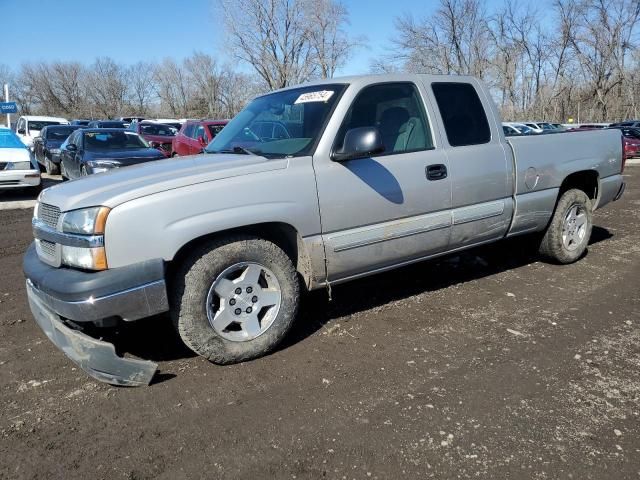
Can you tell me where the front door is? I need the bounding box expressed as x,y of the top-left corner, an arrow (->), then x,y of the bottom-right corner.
313,81 -> 452,282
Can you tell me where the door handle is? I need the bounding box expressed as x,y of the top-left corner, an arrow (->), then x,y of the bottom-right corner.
426,164 -> 447,180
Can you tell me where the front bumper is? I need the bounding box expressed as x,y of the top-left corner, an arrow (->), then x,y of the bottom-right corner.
23,244 -> 170,386
26,280 -> 157,386
0,169 -> 41,189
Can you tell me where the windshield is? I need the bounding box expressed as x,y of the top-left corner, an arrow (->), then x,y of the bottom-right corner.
46,127 -> 78,140
206,84 -> 346,158
84,131 -> 149,151
29,120 -> 63,131
140,123 -> 176,136
0,129 -> 26,148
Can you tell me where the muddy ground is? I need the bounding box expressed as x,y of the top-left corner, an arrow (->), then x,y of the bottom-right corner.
0,169 -> 639,480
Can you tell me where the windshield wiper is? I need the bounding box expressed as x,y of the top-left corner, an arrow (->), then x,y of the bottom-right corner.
211,146 -> 258,156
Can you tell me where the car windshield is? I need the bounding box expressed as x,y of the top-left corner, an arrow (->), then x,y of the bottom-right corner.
0,129 -> 26,148
46,127 -> 78,140
29,120 -> 63,131
84,131 -> 149,151
205,84 -> 346,158
140,123 -> 176,136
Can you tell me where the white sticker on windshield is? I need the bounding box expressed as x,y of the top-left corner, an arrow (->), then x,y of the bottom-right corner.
294,90 -> 335,104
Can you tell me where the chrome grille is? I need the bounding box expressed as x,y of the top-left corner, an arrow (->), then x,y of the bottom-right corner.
38,203 -> 61,228
39,239 -> 56,257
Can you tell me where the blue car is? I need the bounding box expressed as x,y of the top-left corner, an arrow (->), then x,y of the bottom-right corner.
59,129 -> 166,180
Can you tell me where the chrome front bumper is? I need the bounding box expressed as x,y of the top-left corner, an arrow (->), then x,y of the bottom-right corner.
26,279 -> 158,386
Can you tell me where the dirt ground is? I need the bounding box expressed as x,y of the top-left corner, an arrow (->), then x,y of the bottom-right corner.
0,169 -> 639,480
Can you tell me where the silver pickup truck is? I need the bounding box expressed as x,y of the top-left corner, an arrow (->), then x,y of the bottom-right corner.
24,74 -> 626,386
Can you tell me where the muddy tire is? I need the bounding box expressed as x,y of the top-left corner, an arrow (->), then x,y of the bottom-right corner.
171,235 -> 299,364
539,188 -> 593,264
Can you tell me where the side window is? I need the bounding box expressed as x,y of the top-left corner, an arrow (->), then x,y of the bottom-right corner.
336,82 -> 433,155
431,82 -> 491,147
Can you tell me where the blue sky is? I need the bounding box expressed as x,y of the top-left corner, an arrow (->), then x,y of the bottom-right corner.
3,0 -> 512,76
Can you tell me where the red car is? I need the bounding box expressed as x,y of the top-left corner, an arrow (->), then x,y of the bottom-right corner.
128,121 -> 177,157
172,120 -> 228,156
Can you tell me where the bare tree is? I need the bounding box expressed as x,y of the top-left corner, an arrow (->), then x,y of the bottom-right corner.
392,0 -> 492,78
221,0 -> 315,89
127,62 -> 157,115
85,57 -> 128,118
154,58 -> 191,116
303,0 -> 357,78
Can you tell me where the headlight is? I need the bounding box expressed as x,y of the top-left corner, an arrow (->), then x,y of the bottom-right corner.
86,160 -> 120,174
61,206 -> 110,234
4,161 -> 33,170
59,207 -> 111,270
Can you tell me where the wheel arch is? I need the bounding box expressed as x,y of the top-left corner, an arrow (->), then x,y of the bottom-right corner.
558,170 -> 599,201
167,222 -> 317,291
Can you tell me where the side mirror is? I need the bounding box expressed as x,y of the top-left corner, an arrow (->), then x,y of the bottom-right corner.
198,136 -> 207,146
332,127 -> 385,162
17,128 -> 26,134
66,143 -> 77,152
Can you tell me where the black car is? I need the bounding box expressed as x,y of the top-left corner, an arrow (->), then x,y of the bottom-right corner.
59,129 -> 166,180
70,119 -> 92,126
87,120 -> 127,129
33,125 -> 83,174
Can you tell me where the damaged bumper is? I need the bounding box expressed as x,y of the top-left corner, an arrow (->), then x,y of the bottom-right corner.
26,279 -> 158,386
23,244 -> 170,386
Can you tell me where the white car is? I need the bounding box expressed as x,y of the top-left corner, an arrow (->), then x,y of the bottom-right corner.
16,115 -> 69,150
503,122 -> 536,135
0,128 -> 41,192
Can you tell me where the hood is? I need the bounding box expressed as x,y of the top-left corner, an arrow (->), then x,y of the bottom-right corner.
85,148 -> 165,162
39,153 -> 288,212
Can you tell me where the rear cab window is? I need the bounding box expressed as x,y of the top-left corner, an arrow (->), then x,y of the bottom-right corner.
431,82 -> 491,147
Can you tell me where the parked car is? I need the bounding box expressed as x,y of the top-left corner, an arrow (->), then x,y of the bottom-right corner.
59,129 -> 166,180
503,122 -> 535,135
33,125 -> 83,174
609,126 -> 640,158
610,120 -> 640,128
172,119 -> 227,156
87,120 -> 127,129
502,124 -> 521,136
551,123 -> 567,131
70,119 -> 92,126
25,74 -> 626,386
115,117 -> 145,128
15,116 -> 69,150
127,121 -> 177,157
0,127 -> 41,193
147,118 -> 183,131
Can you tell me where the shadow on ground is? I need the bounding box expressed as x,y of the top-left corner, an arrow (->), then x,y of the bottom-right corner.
111,226 -> 613,372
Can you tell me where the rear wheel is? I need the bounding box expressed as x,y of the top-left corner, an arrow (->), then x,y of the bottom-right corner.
539,189 -> 593,264
171,235 -> 300,364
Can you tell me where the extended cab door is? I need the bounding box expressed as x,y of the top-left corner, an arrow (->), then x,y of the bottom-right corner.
427,80 -> 514,247
313,80 -> 452,282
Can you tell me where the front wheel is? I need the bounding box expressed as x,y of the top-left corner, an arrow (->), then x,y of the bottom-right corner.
539,189 -> 593,264
171,236 -> 300,364
44,157 -> 59,175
